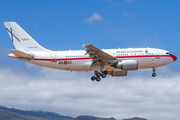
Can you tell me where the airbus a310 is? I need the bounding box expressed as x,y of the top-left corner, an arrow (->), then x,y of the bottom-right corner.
4,22 -> 177,82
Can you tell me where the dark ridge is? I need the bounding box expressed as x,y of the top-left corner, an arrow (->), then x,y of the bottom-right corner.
0,109 -> 46,120
0,106 -> 73,120
123,117 -> 148,120
0,106 -> 148,120
74,115 -> 116,120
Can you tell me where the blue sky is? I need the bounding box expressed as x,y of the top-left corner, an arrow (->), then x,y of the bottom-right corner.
1,0 -> 180,56
0,0 -> 180,120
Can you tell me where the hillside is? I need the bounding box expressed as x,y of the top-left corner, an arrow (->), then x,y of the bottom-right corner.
0,106 -> 73,120
74,115 -> 116,120
123,117 -> 147,120
0,106 -> 148,120
0,109 -> 46,120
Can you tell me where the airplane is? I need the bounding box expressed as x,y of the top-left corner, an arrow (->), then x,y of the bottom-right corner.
4,22 -> 177,82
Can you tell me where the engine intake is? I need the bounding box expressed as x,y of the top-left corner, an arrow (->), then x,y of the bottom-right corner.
114,60 -> 138,70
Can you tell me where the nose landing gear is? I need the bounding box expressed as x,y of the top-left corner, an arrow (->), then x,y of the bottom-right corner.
152,67 -> 157,77
91,71 -> 107,82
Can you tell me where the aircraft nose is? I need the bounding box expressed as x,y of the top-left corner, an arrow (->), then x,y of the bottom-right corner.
171,55 -> 177,62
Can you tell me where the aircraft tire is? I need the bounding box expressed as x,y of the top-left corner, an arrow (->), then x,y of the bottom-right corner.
96,72 -> 101,77
91,76 -> 96,81
152,73 -> 156,77
96,77 -> 101,82
101,74 -> 106,78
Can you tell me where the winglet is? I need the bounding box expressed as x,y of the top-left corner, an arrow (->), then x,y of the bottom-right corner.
81,42 -> 87,48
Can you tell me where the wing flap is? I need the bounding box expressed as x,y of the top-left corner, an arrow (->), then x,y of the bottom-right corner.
81,42 -> 117,69
84,44 -> 117,59
8,49 -> 34,59
82,43 -> 116,60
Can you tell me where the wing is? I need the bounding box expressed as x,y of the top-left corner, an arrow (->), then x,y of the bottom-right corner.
81,42 -> 117,70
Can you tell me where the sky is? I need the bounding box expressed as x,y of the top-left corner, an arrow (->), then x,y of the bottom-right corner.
0,0 -> 180,120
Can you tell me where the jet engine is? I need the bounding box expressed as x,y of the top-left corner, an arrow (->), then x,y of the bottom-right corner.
113,60 -> 138,70
107,70 -> 127,77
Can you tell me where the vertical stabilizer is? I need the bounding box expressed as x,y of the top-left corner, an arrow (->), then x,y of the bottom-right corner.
4,22 -> 50,52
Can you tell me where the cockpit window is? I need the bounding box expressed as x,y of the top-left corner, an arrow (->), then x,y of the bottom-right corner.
166,52 -> 172,55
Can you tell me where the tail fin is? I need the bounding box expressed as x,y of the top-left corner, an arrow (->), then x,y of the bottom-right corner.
4,22 -> 50,52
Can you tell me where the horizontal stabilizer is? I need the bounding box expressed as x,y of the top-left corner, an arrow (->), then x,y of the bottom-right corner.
8,49 -> 34,59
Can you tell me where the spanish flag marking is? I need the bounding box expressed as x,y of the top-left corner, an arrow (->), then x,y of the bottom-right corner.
145,49 -> 148,53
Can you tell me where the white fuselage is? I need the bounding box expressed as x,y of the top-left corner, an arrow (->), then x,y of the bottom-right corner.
4,22 -> 177,80
9,48 -> 176,72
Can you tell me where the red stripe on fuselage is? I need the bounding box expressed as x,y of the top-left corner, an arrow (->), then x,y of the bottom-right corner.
9,55 -> 175,61
32,55 -> 174,61
33,57 -> 92,61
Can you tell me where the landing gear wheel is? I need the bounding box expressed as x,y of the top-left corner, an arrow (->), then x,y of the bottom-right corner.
152,73 -> 156,77
91,76 -> 96,81
96,77 -> 101,82
101,74 -> 106,78
96,72 -> 101,77
92,71 -> 107,82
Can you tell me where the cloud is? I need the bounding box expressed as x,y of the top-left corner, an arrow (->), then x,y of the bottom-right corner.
84,13 -> 103,24
125,0 -> 136,3
0,61 -> 180,120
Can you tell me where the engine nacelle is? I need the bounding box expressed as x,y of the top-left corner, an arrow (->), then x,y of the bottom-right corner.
107,70 -> 127,77
114,60 -> 138,70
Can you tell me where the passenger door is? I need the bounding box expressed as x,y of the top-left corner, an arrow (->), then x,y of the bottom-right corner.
51,52 -> 57,62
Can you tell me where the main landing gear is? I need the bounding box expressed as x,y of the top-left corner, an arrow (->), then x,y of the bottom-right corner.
152,67 -> 157,77
91,71 -> 107,82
